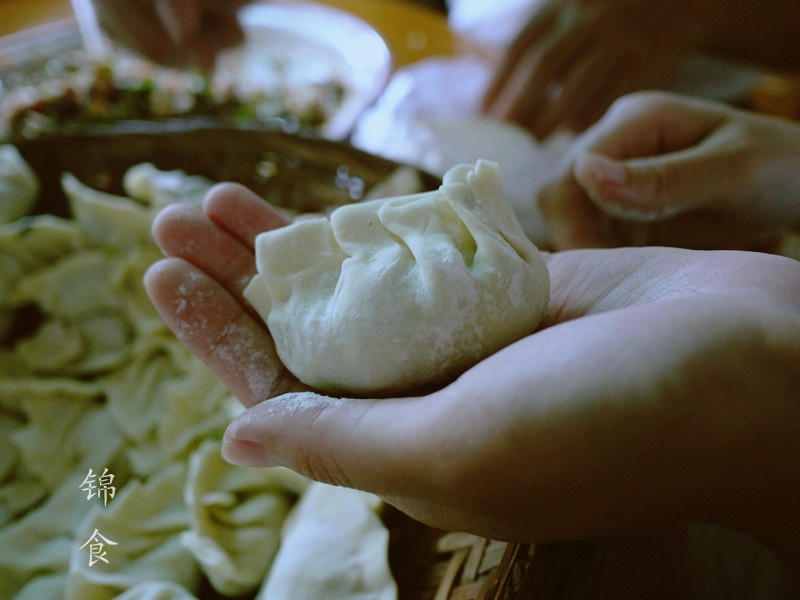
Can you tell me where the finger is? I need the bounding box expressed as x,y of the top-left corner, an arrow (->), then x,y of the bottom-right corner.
144,257 -> 300,406
561,53 -> 644,135
579,92 -> 727,161
156,0 -> 202,47
94,0 -> 177,64
501,29 -> 593,132
486,18 -> 594,131
573,148 -> 736,222
482,5 -> 559,110
222,390 -> 518,537
531,47 -> 623,140
151,202 -> 256,298
159,0 -> 246,70
200,8 -> 245,49
537,176 -> 616,249
189,7 -> 245,70
203,183 -> 289,251
222,390 -> 442,496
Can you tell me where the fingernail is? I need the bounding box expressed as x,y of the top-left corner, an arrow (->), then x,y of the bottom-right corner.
577,152 -> 627,187
603,203 -> 682,223
576,152 -> 687,222
221,436 -> 276,468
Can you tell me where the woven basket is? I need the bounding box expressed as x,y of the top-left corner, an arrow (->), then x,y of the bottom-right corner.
382,502 -> 609,600
14,123 -> 602,599
379,506 -> 538,600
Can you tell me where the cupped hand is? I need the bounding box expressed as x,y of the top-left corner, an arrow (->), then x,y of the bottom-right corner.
92,0 -> 249,69
482,0 -> 700,139
145,185 -> 800,568
539,91 -> 800,250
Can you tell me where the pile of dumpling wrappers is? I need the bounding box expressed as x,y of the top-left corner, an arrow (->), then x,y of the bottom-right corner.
0,145 -> 397,600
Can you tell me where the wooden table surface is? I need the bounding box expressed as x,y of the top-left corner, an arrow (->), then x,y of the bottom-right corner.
0,0 -> 74,37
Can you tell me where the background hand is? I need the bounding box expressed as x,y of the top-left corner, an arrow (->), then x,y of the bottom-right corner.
538,92 -> 800,249
482,0 -> 699,139
92,0 -> 249,69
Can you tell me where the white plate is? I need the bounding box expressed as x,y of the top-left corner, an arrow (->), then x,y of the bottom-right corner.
3,2 -> 392,139
225,0 -> 393,139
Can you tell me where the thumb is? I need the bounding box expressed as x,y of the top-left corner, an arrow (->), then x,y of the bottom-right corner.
221,391 -> 433,495
573,151 -> 707,222
156,0 -> 201,45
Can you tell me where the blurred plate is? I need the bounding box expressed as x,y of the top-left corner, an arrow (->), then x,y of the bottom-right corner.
2,1 -> 392,141
223,0 -> 393,139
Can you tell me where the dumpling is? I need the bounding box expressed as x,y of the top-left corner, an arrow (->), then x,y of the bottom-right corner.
257,483 -> 396,600
122,163 -> 213,209
111,581 -> 199,600
10,387 -> 125,493
62,173 -> 154,248
65,464 -> 200,600
245,160 -> 549,394
180,440 -> 305,597
0,474 -> 96,599
13,573 -> 67,600
0,145 -> 39,224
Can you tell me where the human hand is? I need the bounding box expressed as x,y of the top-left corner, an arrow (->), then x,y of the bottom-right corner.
91,0 -> 249,70
539,91 -> 800,250
481,0 -> 701,140
144,183 -> 306,404
145,188 -> 800,569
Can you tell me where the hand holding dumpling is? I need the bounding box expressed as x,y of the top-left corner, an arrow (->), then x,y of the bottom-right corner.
244,161 -> 549,395
481,0 -> 696,140
89,0 -> 249,70
145,165 -> 800,582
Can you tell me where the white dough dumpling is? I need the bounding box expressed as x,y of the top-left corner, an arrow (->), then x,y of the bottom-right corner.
0,145 -> 39,224
245,160 -> 550,394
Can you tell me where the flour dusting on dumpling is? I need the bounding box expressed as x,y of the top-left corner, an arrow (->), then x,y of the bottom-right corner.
245,160 -> 550,394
